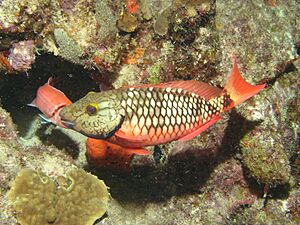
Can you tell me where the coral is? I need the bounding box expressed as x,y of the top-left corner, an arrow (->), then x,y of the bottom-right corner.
0,0 -> 50,33
229,198 -> 296,225
8,168 -> 109,225
123,47 -> 145,65
288,190 -> 300,223
97,158 -> 258,224
0,40 -> 36,73
0,107 -> 18,140
94,0 -> 119,40
145,41 -> 174,84
92,41 -> 124,72
238,69 -> 298,187
216,0 -> 299,83
54,28 -> 85,65
125,0 -> 139,15
153,8 -> 171,36
0,52 -> 14,73
8,40 -> 36,72
0,0 -> 299,224
147,61 -> 164,84
117,12 -> 138,33
139,0 -> 153,20
58,0 -> 80,15
112,64 -> 141,88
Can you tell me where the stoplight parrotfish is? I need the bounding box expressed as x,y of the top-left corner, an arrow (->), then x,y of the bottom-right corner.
30,59 -> 266,171
59,59 -> 265,148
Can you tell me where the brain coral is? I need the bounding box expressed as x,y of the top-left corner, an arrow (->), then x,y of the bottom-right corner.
8,168 -> 109,225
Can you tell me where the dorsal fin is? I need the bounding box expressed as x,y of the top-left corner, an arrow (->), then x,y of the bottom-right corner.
123,80 -> 222,100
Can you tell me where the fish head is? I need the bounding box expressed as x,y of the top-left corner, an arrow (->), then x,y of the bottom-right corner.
59,91 -> 125,139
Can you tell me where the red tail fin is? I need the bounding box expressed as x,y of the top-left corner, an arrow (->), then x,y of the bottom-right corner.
224,59 -> 266,107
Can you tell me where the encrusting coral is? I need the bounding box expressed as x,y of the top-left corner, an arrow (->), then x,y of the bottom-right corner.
8,168 -> 109,225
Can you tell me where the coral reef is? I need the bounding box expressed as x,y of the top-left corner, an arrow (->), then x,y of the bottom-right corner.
8,168 -> 109,225
216,0 -> 299,83
0,0 -> 299,224
117,12 -> 138,33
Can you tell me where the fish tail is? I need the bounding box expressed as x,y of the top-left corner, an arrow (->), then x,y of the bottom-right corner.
224,59 -> 266,107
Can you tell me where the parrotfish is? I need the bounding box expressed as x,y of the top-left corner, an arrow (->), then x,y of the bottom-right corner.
59,60 -> 266,148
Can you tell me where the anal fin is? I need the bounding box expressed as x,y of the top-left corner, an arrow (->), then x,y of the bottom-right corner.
178,116 -> 221,141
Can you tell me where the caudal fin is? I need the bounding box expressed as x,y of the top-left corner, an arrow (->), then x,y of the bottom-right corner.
224,59 -> 266,107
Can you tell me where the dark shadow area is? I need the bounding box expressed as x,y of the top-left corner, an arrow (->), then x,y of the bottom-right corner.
0,53 -> 99,136
220,110 -> 262,156
36,126 -> 81,159
0,53 -> 101,160
85,109 -> 265,204
221,110 -> 291,199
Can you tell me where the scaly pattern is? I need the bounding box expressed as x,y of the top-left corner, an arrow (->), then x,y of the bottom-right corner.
119,87 -> 232,143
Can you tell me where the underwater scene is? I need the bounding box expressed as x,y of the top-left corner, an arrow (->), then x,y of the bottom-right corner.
0,0 -> 299,224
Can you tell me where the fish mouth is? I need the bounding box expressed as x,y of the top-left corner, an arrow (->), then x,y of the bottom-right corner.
61,119 -> 75,128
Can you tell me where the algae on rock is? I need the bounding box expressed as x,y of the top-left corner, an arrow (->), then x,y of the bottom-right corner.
241,133 -> 291,186
8,168 -> 109,225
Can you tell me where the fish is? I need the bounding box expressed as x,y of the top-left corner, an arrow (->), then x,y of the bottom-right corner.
30,79 -> 150,171
29,77 -> 72,128
59,59 -> 266,148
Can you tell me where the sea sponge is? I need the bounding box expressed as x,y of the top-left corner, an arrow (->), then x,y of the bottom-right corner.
8,168 -> 109,225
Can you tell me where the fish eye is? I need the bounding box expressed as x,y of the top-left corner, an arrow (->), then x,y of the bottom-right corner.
86,103 -> 99,116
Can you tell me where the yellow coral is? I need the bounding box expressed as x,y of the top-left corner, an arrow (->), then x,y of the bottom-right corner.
8,168 -> 109,225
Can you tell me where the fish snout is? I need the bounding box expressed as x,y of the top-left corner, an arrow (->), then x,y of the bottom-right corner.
59,109 -> 76,128
60,119 -> 75,129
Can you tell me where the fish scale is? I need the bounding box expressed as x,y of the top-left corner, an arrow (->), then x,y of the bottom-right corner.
120,87 -> 231,143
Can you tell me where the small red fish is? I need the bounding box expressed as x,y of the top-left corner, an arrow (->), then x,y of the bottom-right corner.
29,77 -> 72,128
59,59 -> 266,148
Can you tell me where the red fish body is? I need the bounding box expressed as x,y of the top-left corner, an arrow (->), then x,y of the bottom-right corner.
29,78 -> 72,128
